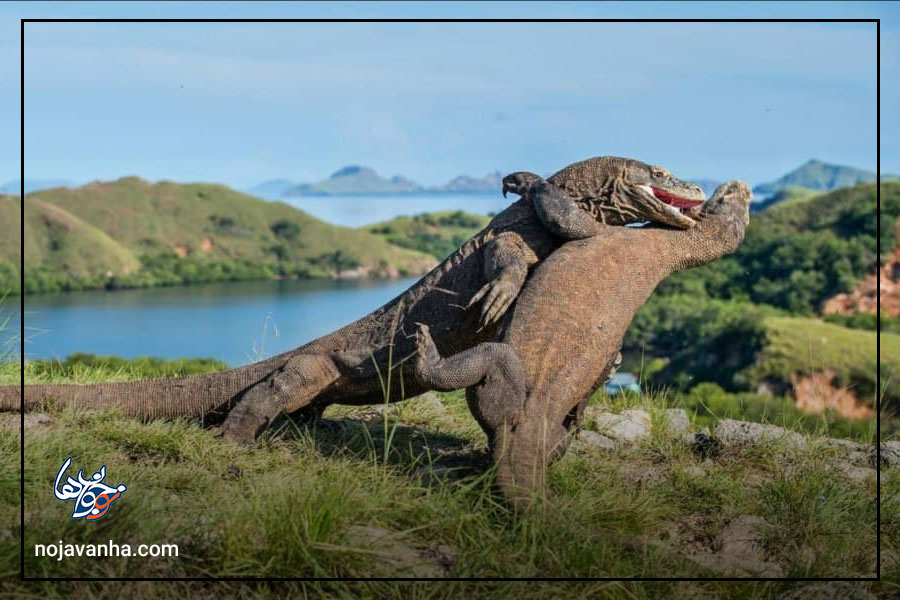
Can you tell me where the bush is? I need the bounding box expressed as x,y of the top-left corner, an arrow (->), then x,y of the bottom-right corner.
626,296 -> 770,393
270,220 -> 301,240
824,311 -> 900,335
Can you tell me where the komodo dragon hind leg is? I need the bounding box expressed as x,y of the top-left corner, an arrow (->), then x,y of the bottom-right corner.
413,323 -> 527,436
221,353 -> 340,444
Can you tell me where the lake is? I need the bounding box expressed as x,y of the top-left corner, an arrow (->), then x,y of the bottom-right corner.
18,277 -> 420,367
8,192 -> 513,367
258,191 -> 509,226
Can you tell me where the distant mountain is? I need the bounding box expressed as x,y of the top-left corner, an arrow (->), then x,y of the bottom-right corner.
1,179 -> 74,195
285,166 -> 425,196
435,171 -> 502,193
752,160 -> 889,197
247,178 -> 298,199
270,166 -> 502,197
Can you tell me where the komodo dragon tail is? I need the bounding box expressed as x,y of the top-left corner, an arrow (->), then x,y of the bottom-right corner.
0,354 -> 289,423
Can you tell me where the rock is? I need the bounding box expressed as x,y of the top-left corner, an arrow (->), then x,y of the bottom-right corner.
685,515 -> 783,577
881,441 -> 900,467
620,463 -> 668,487
823,437 -> 871,467
570,429 -> 617,452
663,409 -> 691,436
586,408 -> 651,442
344,525 -> 456,577
829,460 -> 876,483
25,413 -> 52,428
714,419 -> 805,449
0,413 -> 53,430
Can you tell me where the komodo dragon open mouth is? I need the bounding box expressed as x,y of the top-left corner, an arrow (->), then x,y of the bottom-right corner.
639,185 -> 706,213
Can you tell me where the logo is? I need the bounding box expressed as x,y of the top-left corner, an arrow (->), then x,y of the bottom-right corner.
53,457 -> 127,521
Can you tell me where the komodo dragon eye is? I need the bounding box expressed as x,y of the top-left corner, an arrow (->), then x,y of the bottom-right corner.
651,168 -> 668,179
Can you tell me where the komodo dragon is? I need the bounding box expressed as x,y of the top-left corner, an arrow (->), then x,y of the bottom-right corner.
1,157 -> 706,444
413,180 -> 752,508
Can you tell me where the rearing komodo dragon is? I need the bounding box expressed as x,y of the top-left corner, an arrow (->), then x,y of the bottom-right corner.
1,157 -> 706,446
414,180 -> 752,508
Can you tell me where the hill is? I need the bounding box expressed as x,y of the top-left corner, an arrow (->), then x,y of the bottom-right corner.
367,210 -> 490,259
0,179 -> 74,195
285,166 -> 425,196
0,196 -> 21,293
2,177 -> 438,295
627,181 -> 896,412
655,181 -> 896,313
753,159 -> 886,197
634,300 -> 894,409
752,185 -> 821,212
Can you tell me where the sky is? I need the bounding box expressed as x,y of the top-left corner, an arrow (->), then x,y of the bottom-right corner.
1,1 -> 896,190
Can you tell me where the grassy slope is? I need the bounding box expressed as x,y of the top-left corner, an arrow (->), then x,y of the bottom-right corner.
0,363 -> 889,594
0,196 -> 21,292
6,178 -> 437,293
24,196 -> 141,279
757,181 -> 890,249
748,316 -> 893,404
367,210 -> 490,259
753,185 -> 821,211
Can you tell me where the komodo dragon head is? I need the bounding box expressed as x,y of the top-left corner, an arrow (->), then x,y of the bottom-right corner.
543,156 -> 707,229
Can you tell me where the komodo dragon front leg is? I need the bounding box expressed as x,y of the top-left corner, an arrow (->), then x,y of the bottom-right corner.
467,172 -> 607,328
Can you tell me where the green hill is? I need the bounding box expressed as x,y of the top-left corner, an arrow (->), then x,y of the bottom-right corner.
0,196 -> 21,294
629,182 -> 893,407
2,177 -> 438,295
656,181 -> 896,313
627,295 -> 891,407
367,210 -> 490,259
752,185 -> 821,212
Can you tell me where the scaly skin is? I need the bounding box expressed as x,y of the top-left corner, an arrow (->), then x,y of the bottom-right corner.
415,181 -> 752,509
1,157 -> 705,445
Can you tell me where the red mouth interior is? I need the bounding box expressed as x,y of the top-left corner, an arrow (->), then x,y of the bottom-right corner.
652,187 -> 705,209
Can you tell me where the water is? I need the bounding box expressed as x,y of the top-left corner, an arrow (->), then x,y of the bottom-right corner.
260,191 -> 508,226
22,277 -> 419,367
14,192 -> 512,367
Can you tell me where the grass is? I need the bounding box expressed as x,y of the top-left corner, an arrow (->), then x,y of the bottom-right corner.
0,358 -> 892,597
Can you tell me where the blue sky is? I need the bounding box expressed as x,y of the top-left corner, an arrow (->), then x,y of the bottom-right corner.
1,2 -> 896,189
